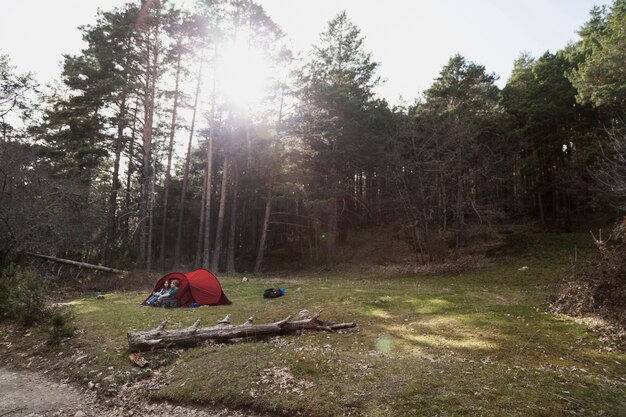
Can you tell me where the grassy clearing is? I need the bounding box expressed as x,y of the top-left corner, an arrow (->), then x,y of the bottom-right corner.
12,233 -> 626,416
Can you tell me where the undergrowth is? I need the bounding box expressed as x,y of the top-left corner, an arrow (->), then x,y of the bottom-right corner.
0,264 -> 46,326
553,221 -> 626,327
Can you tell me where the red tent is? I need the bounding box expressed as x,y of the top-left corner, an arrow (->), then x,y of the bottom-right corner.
143,268 -> 231,307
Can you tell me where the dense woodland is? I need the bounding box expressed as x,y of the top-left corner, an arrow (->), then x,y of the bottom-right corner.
1,0 -> 625,273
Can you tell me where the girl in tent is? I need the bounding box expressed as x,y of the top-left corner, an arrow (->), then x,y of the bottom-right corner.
155,280 -> 180,307
145,280 -> 170,305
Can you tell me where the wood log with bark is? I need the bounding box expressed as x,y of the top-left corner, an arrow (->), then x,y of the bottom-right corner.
127,313 -> 356,352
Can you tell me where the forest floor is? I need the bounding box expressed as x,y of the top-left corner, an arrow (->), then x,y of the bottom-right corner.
1,233 -> 625,416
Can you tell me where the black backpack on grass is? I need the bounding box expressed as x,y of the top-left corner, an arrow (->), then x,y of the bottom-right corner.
263,288 -> 284,298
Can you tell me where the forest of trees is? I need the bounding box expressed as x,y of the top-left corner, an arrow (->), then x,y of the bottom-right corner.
1,0 -> 625,273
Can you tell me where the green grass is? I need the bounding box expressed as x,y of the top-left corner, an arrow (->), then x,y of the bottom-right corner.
52,233 -> 626,416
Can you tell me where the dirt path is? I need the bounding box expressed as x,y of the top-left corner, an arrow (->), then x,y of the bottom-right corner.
0,366 -> 261,417
0,366 -> 92,416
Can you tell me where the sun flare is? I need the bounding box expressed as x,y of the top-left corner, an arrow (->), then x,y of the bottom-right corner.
217,31 -> 275,111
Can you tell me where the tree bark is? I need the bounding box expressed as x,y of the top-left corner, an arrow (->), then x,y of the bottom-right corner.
123,103 -> 139,247
139,17 -> 160,266
201,137 -> 214,269
195,169 -> 207,266
202,52 -> 218,269
105,89 -> 126,265
253,90 -> 283,274
174,53 -> 204,267
211,154 -> 230,272
127,314 -> 356,352
326,194 -> 338,267
147,159 -> 156,271
254,172 -> 274,273
159,44 -> 183,269
226,159 -> 239,274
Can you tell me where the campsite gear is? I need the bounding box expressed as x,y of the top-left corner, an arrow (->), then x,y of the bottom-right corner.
142,268 -> 231,307
163,299 -> 181,308
263,288 -> 284,298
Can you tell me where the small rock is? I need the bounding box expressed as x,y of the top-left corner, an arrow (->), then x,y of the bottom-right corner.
296,287 -> 302,292
74,411 -> 87,417
297,309 -> 310,317
518,266 -> 529,271
88,381 -> 95,389
241,277 -> 248,282
96,294 -> 105,300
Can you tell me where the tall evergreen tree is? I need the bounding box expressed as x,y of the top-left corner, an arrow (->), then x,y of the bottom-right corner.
295,11 -> 381,266
398,55 -> 505,255
569,0 -> 626,115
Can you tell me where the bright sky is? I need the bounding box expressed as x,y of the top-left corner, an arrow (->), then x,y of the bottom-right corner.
0,0 -> 615,104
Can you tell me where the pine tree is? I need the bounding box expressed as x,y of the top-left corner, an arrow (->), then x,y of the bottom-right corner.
294,11 -> 380,266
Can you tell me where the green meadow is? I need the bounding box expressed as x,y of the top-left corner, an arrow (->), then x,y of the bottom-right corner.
46,234 -> 626,416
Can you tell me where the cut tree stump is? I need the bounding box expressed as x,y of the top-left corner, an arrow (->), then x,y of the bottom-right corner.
127,313 -> 356,352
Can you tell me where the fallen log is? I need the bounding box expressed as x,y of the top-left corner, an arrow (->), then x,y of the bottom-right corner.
22,252 -> 127,274
127,313 -> 356,352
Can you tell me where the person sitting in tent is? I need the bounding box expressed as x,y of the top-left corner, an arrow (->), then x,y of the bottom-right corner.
144,280 -> 170,306
153,280 -> 180,307
142,269 -> 231,308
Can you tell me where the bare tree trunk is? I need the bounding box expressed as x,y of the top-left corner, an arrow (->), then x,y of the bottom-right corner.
147,159 -> 157,271
326,152 -> 338,267
455,171 -> 464,249
537,191 -> 545,227
201,137 -> 214,269
138,36 -> 152,264
128,314 -> 356,352
159,46 -> 183,269
211,154 -> 230,272
376,173 -> 382,224
123,104 -> 139,247
202,54 -> 217,269
326,195 -> 338,267
195,170 -> 207,266
253,90 -> 284,273
139,18 -> 160,266
105,88 -> 127,264
226,159 -> 239,274
174,53 -> 203,267
254,173 -> 274,273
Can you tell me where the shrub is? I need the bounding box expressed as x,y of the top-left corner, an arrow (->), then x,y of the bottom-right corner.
47,311 -> 76,345
0,264 -> 46,326
553,221 -> 626,328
